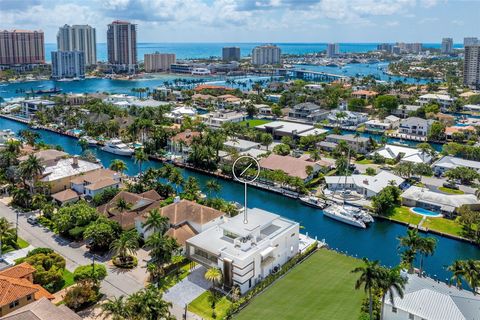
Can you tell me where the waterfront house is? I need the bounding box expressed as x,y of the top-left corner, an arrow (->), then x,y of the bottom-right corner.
253,104 -> 273,117
463,104 -> 480,112
392,104 -> 422,118
21,99 -> 55,119
327,110 -> 368,127
324,171 -> 405,199
259,154 -> 323,181
324,134 -> 371,154
351,90 -> 378,100
401,186 -> 479,216
434,113 -> 455,126
417,93 -> 455,111
186,208 -> 299,294
167,130 -> 201,159
445,125 -> 476,140
165,106 -> 197,124
0,263 -> 54,317
398,117 -> 434,137
432,156 -> 480,176
255,121 -> 326,139
200,110 -> 245,129
223,138 -> 261,152
383,272 -> 480,320
97,190 -> 164,230
135,199 -> 225,245
0,297 -> 81,320
364,115 -> 400,131
70,168 -> 121,198
288,102 -> 330,123
266,94 -> 281,103
368,144 -> 433,164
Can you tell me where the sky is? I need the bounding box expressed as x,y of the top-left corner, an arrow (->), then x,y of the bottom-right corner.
0,0 -> 478,43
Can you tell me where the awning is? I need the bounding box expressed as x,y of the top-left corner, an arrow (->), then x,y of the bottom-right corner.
260,246 -> 275,258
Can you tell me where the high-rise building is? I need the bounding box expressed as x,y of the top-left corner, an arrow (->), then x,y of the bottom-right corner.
107,20 -> 137,73
222,47 -> 240,61
441,38 -> 453,54
0,30 -> 45,66
251,45 -> 281,66
144,52 -> 176,72
326,43 -> 340,58
51,50 -> 85,79
464,45 -> 480,90
377,43 -> 393,53
57,25 -> 96,66
406,43 -> 423,54
464,37 -> 479,47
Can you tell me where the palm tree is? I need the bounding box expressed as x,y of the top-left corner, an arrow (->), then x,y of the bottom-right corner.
168,169 -> 184,194
134,149 -> 149,176
110,159 -> 128,174
101,296 -> 130,320
0,217 -> 14,259
204,267 -> 223,289
398,229 -> 422,273
145,233 -> 179,276
110,230 -> 140,264
127,285 -> 174,320
143,209 -> 170,235
115,198 -> 133,229
18,154 -> 44,194
448,260 -> 466,289
417,237 -> 437,275
352,258 -> 384,320
462,259 -> 480,294
205,179 -> 221,198
378,267 -> 406,320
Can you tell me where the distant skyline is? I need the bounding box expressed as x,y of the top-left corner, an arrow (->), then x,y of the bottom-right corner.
1,0 -> 478,43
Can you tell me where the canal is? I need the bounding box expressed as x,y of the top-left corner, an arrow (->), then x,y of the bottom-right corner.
1,117 -> 478,284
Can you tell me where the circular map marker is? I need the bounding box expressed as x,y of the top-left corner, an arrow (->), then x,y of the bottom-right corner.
232,155 -> 260,184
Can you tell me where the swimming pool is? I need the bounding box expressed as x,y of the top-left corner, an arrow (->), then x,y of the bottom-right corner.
411,207 -> 442,217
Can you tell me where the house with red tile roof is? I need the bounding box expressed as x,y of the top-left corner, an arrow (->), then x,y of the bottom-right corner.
259,154 -> 323,181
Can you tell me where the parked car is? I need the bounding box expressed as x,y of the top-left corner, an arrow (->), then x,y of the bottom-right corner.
442,182 -> 459,190
27,216 -> 38,225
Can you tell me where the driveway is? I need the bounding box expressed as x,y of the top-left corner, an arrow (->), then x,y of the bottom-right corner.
421,176 -> 476,194
0,202 -> 144,298
164,265 -> 210,306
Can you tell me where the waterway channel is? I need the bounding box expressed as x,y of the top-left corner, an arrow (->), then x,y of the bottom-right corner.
0,117 -> 479,284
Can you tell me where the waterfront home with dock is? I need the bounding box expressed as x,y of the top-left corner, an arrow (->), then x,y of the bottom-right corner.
200,110 -> 245,129
368,144 -> 433,164
364,115 -> 400,131
21,99 -> 55,119
186,208 -> 300,294
259,154 -> 324,182
287,102 -> 330,123
255,121 -> 326,139
398,117 -> 434,137
417,93 -> 455,111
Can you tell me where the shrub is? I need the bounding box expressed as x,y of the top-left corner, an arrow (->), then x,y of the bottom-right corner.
73,264 -> 107,282
53,201 -> 98,235
24,252 -> 66,292
27,247 -> 54,257
64,280 -> 101,311
91,187 -> 120,207
68,226 -> 86,241
83,217 -> 120,252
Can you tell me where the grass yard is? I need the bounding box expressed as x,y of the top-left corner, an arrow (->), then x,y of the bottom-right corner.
438,187 -> 465,195
158,263 -> 193,290
387,206 -> 423,225
61,269 -> 75,290
188,291 -> 231,320
239,119 -> 271,127
423,217 -> 463,237
235,249 -> 364,320
356,159 -> 373,164
2,237 -> 30,254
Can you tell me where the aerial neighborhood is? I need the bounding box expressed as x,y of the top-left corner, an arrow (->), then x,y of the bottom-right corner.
0,5 -> 479,320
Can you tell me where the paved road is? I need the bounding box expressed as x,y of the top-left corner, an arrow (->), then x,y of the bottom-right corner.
0,202 -> 144,298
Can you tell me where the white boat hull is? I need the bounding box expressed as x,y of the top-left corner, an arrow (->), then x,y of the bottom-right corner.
323,207 -> 366,228
101,146 -> 134,156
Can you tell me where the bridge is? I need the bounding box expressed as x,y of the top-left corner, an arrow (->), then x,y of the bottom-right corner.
253,68 -> 349,82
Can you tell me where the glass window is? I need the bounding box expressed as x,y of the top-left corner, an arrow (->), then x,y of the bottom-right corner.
392,307 -> 397,313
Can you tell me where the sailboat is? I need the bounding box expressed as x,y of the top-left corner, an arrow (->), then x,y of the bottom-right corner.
323,147 -> 374,228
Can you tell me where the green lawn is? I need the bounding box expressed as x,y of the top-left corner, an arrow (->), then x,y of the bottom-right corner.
158,263 -> 193,290
239,119 -> 271,127
235,249 -> 364,320
2,237 -> 30,254
356,159 -> 373,164
438,187 -> 465,195
423,217 -> 463,237
61,269 -> 75,290
188,291 -> 231,320
387,206 -> 423,225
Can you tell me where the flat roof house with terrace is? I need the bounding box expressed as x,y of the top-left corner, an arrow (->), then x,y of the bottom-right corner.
368,144 -> 433,164
417,93 -> 455,111
21,99 -> 55,119
259,154 -> 323,181
135,199 -> 225,246
287,102 -> 330,123
398,117 -> 434,137
223,138 -> 261,152
255,121 -> 327,139
327,110 -> 368,127
383,272 -> 480,320
0,263 -> 54,317
325,171 -> 405,199
364,115 -> 400,132
324,134 -> 370,154
401,186 -> 480,216
200,110 -> 245,129
433,156 -> 480,176
186,208 -> 299,294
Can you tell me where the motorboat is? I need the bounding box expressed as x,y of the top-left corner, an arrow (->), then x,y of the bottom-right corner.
101,139 -> 134,156
299,196 -> 328,209
343,204 -> 374,224
81,136 -> 98,146
323,204 -> 366,228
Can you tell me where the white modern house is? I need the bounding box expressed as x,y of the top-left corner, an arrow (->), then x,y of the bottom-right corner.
186,208 -> 300,294
398,117 -> 434,137
255,121 -> 327,139
417,93 -> 455,111
327,111 -> 368,127
392,105 -> 423,118
324,171 -> 405,199
364,115 -> 400,131
223,138 -> 261,152
200,110 -> 245,129
165,106 -> 197,123
432,156 -> 480,176
22,99 -> 56,119
368,144 -> 433,164
401,186 -> 480,216
383,272 -> 480,320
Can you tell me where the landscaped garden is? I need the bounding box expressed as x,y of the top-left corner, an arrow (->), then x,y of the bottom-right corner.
234,249 -> 364,320
188,290 -> 231,320
438,186 -> 465,195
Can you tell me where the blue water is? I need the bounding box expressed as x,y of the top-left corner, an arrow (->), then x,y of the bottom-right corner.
43,42 -> 464,62
0,117 -> 478,284
411,207 -> 442,217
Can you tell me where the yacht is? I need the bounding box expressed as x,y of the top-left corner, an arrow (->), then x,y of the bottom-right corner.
299,196 -> 328,209
81,136 -> 98,146
323,204 -> 366,228
101,139 -> 134,156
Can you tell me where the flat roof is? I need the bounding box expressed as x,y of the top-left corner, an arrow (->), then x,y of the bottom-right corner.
256,121 -> 314,134
224,139 -> 260,150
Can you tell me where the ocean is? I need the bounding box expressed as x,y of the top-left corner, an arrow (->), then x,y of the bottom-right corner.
43,42 -> 463,62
